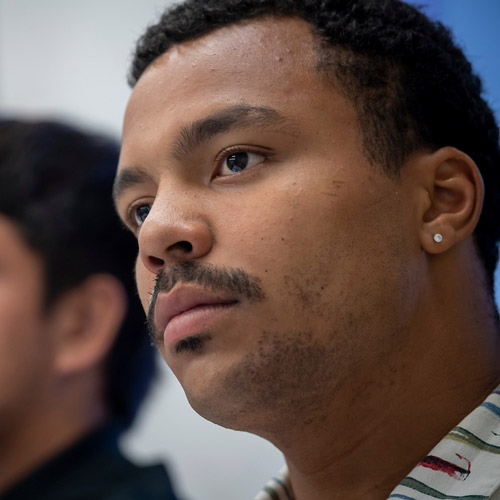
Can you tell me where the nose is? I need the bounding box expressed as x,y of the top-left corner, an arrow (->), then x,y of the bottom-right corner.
137,198 -> 213,275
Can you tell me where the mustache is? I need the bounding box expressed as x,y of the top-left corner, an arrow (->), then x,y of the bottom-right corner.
147,261 -> 265,346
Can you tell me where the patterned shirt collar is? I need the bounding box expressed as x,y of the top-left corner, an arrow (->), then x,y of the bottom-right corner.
255,385 -> 500,500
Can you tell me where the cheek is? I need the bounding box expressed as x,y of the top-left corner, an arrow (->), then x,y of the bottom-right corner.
0,283 -> 46,393
214,190 -> 340,326
0,272 -> 44,338
227,181 -> 407,326
0,294 -> 32,348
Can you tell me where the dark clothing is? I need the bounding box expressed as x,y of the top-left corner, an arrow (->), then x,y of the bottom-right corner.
0,424 -> 181,500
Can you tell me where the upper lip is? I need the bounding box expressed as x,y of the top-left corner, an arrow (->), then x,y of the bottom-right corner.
154,285 -> 238,336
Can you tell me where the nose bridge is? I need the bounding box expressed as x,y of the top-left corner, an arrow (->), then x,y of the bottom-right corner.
138,182 -> 213,273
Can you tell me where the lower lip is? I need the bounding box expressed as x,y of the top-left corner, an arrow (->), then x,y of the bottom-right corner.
163,303 -> 236,347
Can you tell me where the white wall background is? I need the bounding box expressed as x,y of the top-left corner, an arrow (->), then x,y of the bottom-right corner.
1,2 -> 499,500
0,2 -> 284,500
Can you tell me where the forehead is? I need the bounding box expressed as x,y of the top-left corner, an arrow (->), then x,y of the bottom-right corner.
121,17 -> 352,149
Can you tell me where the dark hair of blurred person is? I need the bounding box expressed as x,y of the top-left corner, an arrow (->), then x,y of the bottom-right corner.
0,119 -> 181,500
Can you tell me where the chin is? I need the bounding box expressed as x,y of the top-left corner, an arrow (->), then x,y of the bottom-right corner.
185,387 -> 261,432
172,327 -> 338,435
176,357 -> 257,431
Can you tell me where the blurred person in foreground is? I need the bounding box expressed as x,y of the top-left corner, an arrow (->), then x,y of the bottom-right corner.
113,0 -> 500,499
0,119 -> 180,500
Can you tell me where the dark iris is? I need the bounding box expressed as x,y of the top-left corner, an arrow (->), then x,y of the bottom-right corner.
135,204 -> 151,225
226,152 -> 249,172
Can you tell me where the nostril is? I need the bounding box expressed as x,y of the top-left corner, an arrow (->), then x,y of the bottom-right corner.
149,255 -> 164,268
168,240 -> 193,253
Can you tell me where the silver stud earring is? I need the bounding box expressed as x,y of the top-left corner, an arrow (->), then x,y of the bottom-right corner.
433,233 -> 443,243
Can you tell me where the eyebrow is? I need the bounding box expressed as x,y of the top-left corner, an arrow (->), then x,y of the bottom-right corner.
113,104 -> 294,205
171,104 -> 293,161
113,166 -> 155,206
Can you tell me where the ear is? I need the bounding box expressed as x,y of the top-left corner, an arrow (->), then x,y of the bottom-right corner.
48,274 -> 127,375
418,147 -> 484,254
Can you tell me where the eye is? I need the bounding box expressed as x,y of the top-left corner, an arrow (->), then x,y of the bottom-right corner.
132,203 -> 152,227
218,150 -> 266,176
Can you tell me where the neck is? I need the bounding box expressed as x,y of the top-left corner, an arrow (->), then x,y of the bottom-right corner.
268,250 -> 500,500
282,372 -> 500,500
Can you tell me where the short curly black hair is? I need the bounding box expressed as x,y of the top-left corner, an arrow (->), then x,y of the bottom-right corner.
129,0 -> 500,292
0,119 -> 156,432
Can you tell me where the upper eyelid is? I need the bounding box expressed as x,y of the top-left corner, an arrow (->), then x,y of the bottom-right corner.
216,144 -> 272,158
214,145 -> 272,169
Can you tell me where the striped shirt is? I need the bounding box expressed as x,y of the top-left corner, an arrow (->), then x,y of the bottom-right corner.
255,386 -> 500,499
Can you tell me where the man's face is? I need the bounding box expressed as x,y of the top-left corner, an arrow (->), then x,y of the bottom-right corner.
116,17 -> 422,432
0,215 -> 53,428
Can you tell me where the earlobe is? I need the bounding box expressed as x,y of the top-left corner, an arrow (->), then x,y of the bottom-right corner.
419,147 -> 484,254
50,274 -> 127,376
